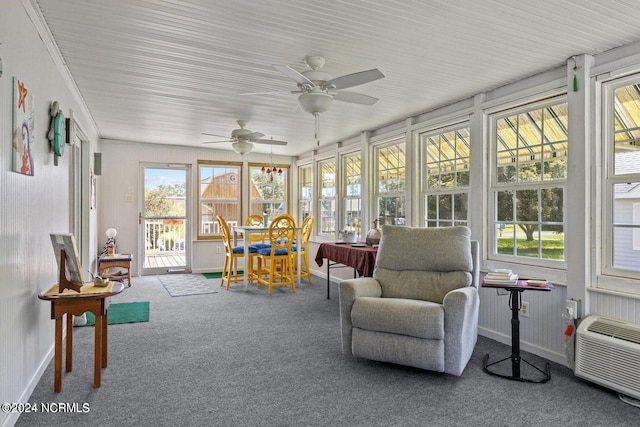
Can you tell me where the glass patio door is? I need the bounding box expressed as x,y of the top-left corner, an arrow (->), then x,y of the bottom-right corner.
140,163 -> 191,274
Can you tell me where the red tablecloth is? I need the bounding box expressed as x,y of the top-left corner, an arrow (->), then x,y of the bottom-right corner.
315,242 -> 378,277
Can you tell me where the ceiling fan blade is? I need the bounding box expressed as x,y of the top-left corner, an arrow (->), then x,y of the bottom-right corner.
273,64 -> 315,87
202,132 -> 230,138
202,140 -> 233,144
240,90 -> 299,96
246,131 -> 265,141
323,69 -> 385,90
333,90 -> 379,106
254,138 -> 288,146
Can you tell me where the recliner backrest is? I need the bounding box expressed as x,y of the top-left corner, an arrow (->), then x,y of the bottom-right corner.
373,225 -> 474,303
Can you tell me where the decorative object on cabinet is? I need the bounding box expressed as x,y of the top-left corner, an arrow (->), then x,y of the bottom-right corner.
101,228 -> 117,256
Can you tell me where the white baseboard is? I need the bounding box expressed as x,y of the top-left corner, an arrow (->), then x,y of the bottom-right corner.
4,341 -> 56,427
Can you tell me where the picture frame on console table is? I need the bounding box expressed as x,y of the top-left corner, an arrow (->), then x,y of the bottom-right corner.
50,233 -> 89,290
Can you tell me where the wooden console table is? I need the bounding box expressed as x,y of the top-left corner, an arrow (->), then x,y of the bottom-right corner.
39,281 -> 125,392
315,242 -> 378,299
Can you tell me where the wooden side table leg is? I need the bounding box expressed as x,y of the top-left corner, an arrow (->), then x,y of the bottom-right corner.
94,313 -> 102,388
54,315 -> 63,393
65,313 -> 73,372
102,309 -> 108,368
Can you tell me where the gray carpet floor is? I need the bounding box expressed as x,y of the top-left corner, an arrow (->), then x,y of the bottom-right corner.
16,275 -> 639,427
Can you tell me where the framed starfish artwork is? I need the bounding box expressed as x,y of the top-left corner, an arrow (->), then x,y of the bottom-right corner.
12,77 -> 35,176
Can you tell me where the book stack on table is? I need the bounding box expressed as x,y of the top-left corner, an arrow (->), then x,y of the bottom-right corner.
483,269 -> 518,285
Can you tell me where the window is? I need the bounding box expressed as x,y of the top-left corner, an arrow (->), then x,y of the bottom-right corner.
421,125 -> 470,227
197,161 -> 241,238
318,159 -> 336,234
375,138 -> 406,226
249,163 -> 289,224
299,164 -> 312,222
490,99 -> 567,263
342,152 -> 362,236
601,78 -> 640,284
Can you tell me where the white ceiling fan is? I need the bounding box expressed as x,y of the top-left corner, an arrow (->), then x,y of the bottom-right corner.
271,55 -> 384,112
249,56 -> 385,145
202,120 -> 287,154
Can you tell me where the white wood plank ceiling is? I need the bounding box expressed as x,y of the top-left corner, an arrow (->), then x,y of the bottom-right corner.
32,0 -> 640,155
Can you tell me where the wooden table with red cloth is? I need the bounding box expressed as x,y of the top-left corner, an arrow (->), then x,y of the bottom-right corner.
315,242 -> 378,299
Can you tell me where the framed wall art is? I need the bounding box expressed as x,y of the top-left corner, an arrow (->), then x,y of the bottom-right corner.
12,77 -> 35,176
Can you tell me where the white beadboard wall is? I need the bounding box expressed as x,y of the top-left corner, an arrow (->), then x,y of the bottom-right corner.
98,139 -> 292,275
589,290 -> 640,324
0,2 -> 100,426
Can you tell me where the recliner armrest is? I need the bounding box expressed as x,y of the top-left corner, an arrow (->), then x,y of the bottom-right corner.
442,286 -> 480,375
340,277 -> 382,300
339,278 -> 382,355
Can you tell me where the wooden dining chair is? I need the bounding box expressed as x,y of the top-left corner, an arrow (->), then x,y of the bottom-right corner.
217,215 -> 257,290
256,214 -> 297,295
294,215 -> 314,284
245,214 -> 267,243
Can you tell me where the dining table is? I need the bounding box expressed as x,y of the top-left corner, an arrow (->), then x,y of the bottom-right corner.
315,242 -> 378,299
232,224 -> 302,291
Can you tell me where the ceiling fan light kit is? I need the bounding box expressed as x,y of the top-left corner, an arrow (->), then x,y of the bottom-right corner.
298,90 -> 333,115
232,141 -> 253,155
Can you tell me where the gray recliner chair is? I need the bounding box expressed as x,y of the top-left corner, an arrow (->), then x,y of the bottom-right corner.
339,225 -> 479,376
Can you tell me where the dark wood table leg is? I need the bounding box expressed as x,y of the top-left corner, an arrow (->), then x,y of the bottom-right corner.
54,315 -> 63,393
65,313 -> 73,372
94,312 -> 102,388
102,308 -> 108,368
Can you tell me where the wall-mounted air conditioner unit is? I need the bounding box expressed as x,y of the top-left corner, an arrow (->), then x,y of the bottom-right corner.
575,315 -> 640,399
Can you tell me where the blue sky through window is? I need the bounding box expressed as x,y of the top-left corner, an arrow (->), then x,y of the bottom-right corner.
144,168 -> 186,190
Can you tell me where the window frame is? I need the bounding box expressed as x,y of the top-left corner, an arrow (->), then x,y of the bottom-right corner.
341,151 -> 362,237
317,158 -> 337,236
488,96 -> 568,269
419,123 -> 471,228
298,163 -> 312,224
247,162 -> 290,222
598,74 -> 640,292
373,136 -> 407,227
196,160 -> 242,240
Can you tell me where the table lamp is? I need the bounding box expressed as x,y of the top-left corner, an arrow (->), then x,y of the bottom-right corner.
105,228 -> 117,255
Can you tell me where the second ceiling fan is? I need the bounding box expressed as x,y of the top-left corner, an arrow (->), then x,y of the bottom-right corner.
202,120 -> 287,154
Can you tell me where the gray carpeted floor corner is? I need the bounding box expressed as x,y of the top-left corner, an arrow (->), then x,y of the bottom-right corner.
16,275 -> 639,427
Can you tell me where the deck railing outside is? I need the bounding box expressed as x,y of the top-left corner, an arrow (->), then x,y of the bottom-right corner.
143,219 -> 240,269
201,220 -> 238,235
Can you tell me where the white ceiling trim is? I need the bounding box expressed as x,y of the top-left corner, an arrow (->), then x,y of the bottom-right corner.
22,0 -> 99,137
